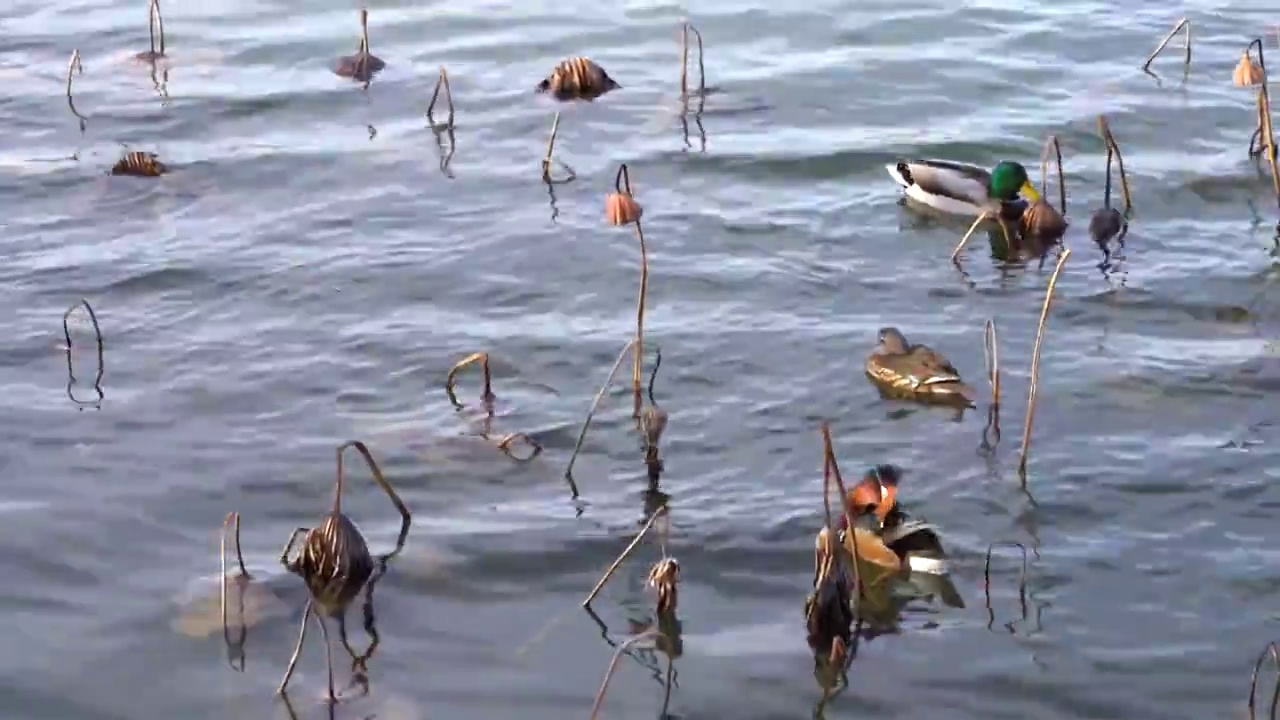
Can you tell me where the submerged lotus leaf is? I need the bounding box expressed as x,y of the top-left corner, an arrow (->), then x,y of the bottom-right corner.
171,574 -> 290,638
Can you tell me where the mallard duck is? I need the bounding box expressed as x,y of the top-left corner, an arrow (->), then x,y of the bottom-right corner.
865,327 -> 977,408
887,159 -> 1041,218
839,466 -> 964,608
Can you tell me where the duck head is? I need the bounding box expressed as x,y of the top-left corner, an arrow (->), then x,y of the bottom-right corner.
875,327 -> 910,355
842,464 -> 901,528
988,161 -> 1041,204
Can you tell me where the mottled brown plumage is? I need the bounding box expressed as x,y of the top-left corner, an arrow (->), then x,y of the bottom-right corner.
864,327 -> 976,408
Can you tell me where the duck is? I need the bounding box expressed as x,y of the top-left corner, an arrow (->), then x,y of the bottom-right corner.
887,159 -> 1041,219
839,465 -> 965,609
865,327 -> 978,408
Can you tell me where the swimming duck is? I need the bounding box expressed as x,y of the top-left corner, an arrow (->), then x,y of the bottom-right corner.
865,327 -> 977,408
887,160 -> 1041,218
839,465 -> 964,609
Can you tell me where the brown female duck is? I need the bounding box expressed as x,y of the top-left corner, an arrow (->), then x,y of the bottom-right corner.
865,327 -> 977,408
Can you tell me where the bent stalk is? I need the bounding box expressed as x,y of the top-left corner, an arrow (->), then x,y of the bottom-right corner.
445,352 -> 493,410
541,112 -> 576,184
427,66 -> 455,131
1017,249 -> 1072,482
1141,17 -> 1190,73
582,505 -> 669,607
679,22 -> 706,100
564,338 -> 637,484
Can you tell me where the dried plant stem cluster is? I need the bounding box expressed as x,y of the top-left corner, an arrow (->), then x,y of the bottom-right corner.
223,441 -> 411,704
581,505 -> 682,718
445,351 -> 544,462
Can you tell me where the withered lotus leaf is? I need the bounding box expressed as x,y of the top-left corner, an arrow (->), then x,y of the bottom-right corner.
1233,52 -> 1265,87
605,192 -> 643,226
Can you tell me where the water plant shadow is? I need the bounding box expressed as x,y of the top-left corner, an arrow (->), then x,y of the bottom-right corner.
62,298 -> 104,410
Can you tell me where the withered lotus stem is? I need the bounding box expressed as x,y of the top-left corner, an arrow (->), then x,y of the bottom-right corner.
1022,200 -> 1068,239
605,192 -> 643,226
1233,52 -> 1265,87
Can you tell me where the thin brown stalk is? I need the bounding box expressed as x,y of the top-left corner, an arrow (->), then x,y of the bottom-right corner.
1039,134 -> 1066,216
1248,641 -> 1280,719
66,50 -> 87,131
1141,17 -> 1190,73
1017,248 -> 1072,480
1098,115 -> 1132,213
679,22 -> 706,100
565,338 -> 638,481
445,351 -> 493,410
220,511 -> 248,668
147,0 -> 167,58
359,9 -> 372,90
609,164 -> 647,416
583,505 -> 669,607
495,432 -> 542,462
588,629 -> 660,720
952,211 -> 1012,262
983,319 -> 1000,407
631,222 -> 648,419
336,439 -> 411,521
541,112 -> 576,184
426,66 -> 454,131
1250,39 -> 1280,208
819,422 -> 861,604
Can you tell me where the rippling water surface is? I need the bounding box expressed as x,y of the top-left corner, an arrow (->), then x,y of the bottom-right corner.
3,0 -> 1280,718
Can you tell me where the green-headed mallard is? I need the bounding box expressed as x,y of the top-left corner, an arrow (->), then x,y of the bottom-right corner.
887,159 -> 1041,217
865,327 -> 977,408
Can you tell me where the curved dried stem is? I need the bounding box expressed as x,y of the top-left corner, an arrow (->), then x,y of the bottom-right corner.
588,629 -> 660,720
632,219 -> 649,418
220,511 -> 249,671
679,22 -> 707,100
819,422 -> 861,606
565,338 -> 638,483
1097,115 -> 1132,214
145,0 -> 167,58
1039,134 -> 1066,216
336,440 -> 412,531
1248,641 -> 1280,719
1141,17 -> 1190,73
426,66 -> 454,131
951,211 -> 1012,262
541,112 -> 576,184
1250,46 -> 1280,208
983,541 -> 1029,633
615,163 -> 634,195
1017,249 -> 1072,482
445,351 -> 494,410
583,504 -> 669,607
495,432 -> 543,462
983,319 -> 1001,407
66,50 -> 87,132
63,298 -> 105,407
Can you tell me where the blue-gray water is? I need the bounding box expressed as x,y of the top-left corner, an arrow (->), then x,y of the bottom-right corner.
2,1 -> 1280,718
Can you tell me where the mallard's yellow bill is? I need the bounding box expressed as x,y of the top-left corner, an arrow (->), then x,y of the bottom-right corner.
1021,181 -> 1042,203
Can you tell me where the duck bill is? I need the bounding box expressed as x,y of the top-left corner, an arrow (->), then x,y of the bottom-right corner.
1021,181 -> 1042,203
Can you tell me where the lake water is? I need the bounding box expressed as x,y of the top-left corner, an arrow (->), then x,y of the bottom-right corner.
2,0 -> 1280,718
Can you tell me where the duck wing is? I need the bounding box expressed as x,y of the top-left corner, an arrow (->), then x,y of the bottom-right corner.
890,160 -> 990,206
906,344 -> 964,385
